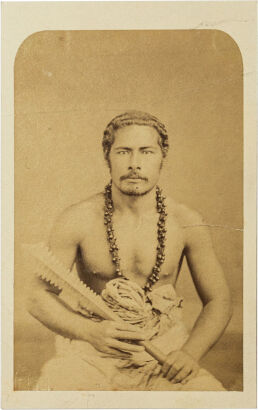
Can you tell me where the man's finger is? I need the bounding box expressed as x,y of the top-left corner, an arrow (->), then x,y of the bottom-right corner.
113,330 -> 146,340
110,339 -> 145,353
167,361 -> 184,380
104,347 -> 132,359
114,322 -> 142,333
181,369 -> 199,385
161,353 -> 177,376
171,367 -> 192,384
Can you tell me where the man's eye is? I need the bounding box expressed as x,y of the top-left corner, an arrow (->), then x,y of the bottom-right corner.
142,150 -> 153,154
117,151 -> 129,155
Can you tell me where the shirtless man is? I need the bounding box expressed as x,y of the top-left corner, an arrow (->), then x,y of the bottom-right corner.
28,110 -> 232,390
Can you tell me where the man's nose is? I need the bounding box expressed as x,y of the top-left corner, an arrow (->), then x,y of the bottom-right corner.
128,152 -> 141,170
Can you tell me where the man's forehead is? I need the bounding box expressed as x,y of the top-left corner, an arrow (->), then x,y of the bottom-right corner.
112,125 -> 160,146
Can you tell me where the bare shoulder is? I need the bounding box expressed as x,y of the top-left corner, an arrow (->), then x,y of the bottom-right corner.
49,192 -> 104,246
166,196 -> 205,227
166,196 -> 210,248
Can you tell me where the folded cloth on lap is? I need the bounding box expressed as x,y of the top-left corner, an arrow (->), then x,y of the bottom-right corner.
35,278 -> 225,391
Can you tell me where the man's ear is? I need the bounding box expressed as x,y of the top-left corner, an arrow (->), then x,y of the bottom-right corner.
104,154 -> 111,170
103,149 -> 108,162
107,160 -> 111,171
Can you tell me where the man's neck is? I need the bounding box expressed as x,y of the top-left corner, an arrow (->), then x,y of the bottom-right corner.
111,183 -> 157,217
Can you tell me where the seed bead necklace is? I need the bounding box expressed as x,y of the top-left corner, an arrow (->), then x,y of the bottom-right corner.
104,181 -> 167,293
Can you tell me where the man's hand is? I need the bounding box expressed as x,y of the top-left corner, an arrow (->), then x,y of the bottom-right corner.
86,320 -> 146,358
161,350 -> 200,384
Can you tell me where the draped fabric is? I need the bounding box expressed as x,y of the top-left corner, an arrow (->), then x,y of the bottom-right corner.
35,278 -> 225,391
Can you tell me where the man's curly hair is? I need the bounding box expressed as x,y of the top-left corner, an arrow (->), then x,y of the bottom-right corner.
102,110 -> 169,162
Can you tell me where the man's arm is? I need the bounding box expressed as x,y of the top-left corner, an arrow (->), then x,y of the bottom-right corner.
27,206 -> 87,340
181,212 -> 232,360
27,205 -> 146,357
162,209 -> 232,383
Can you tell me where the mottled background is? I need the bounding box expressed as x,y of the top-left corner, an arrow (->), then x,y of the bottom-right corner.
14,30 -> 243,390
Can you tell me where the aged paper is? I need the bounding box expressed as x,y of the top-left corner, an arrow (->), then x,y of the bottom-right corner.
2,1 -> 257,408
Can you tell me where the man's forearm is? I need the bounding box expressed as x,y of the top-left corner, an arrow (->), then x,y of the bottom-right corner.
27,289 -> 96,342
181,298 -> 232,361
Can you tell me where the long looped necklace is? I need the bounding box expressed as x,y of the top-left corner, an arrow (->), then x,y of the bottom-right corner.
104,181 -> 167,293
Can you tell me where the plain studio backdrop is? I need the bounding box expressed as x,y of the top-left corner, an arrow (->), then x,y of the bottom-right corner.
14,30 -> 243,390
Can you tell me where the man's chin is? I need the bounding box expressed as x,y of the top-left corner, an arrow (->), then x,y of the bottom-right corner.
122,190 -> 147,197
118,183 -> 153,197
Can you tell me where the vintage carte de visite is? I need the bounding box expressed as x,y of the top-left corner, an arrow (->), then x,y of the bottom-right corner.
2,1 -> 257,409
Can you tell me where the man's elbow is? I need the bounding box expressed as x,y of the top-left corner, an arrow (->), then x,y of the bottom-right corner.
223,297 -> 233,322
215,292 -> 233,321
205,291 -> 233,320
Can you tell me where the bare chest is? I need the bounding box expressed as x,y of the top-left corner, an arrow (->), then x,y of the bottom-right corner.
78,214 -> 185,289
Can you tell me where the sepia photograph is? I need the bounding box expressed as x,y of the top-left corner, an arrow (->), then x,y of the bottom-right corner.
15,29 -> 242,392
2,1 -> 256,408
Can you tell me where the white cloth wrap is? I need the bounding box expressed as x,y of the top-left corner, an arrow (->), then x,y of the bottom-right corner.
36,278 -> 225,391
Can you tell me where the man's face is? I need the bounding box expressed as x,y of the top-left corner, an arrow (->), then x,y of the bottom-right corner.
108,125 -> 163,196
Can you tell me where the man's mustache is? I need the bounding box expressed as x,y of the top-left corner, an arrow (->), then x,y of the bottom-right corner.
120,173 -> 148,181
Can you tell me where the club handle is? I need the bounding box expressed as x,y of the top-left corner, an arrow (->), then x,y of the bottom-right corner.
140,340 -> 166,364
58,285 -> 167,364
